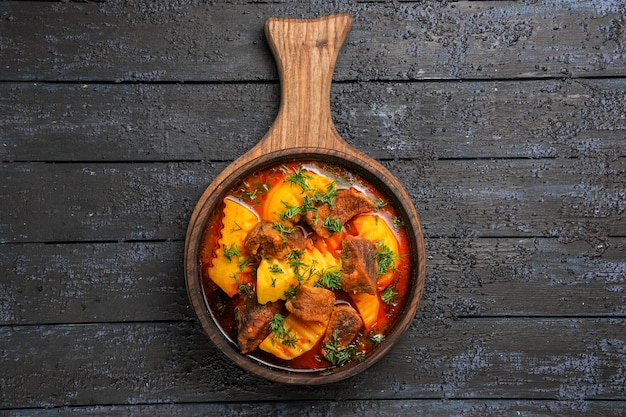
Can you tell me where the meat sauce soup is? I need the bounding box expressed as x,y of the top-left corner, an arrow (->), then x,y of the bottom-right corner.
199,161 -> 411,370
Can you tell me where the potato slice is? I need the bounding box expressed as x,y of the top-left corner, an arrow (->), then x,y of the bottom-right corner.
352,214 -> 399,289
262,170 -> 334,223
259,314 -> 329,360
301,246 -> 340,287
262,180 -> 304,223
350,292 -> 381,330
256,257 -> 299,304
256,246 -> 340,304
207,197 -> 259,297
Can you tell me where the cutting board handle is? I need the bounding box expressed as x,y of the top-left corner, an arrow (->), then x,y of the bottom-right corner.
258,13 -> 352,153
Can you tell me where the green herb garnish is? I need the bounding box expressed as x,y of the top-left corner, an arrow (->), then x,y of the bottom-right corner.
269,314 -> 298,348
229,221 -> 243,233
237,256 -> 251,272
237,284 -> 251,296
283,284 -> 297,300
369,331 -> 385,345
315,268 -> 342,290
374,241 -> 398,276
273,222 -> 296,243
374,199 -> 387,211
287,249 -> 304,260
240,181 -> 268,203
323,329 -> 365,366
380,287 -> 398,304
392,216 -> 405,231
285,169 -> 312,192
278,201 -> 305,221
310,182 -> 338,207
286,249 -> 307,277
323,216 -> 343,234
222,244 -> 241,262
273,222 -> 295,235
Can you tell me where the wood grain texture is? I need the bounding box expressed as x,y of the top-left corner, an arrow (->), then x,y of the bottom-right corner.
2,238 -> 624,326
2,400 -> 626,417
0,241 -> 192,325
258,13 -> 352,152
1,319 -> 625,408
2,157 -> 623,243
1,0 -> 624,413
0,162 -> 226,243
1,1 -> 625,82
2,79 -> 624,162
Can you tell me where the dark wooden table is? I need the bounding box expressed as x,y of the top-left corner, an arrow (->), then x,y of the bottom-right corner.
2,1 -> 625,415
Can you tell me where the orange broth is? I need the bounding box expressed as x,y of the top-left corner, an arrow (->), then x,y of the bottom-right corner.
199,161 -> 411,371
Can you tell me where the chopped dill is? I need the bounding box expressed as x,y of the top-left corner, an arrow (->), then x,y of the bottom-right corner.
237,284 -> 251,296
374,199 -> 387,211
369,331 -> 385,345
269,314 -> 298,348
278,201 -> 305,221
229,221 -> 243,233
380,287 -> 398,304
309,213 -> 320,226
315,268 -> 342,290
310,182 -> 338,207
283,284 -> 297,300
322,329 -> 365,366
269,264 -> 284,274
284,168 -> 312,192
323,216 -> 343,234
392,216 -> 405,231
273,222 -> 296,243
240,182 -> 267,203
222,243 -> 241,262
286,249 -> 306,275
374,241 -> 398,276
273,222 -> 295,234
237,256 -> 251,272
244,188 -> 258,202
300,260 -> 318,285
287,249 -> 304,259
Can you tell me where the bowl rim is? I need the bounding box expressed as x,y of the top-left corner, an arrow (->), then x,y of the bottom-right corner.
184,148 -> 426,385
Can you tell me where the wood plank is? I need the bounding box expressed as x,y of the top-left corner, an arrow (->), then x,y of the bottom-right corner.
1,1 -> 625,82
0,242 -> 192,325
1,400 -> 625,417
2,79 -> 624,162
423,237 -> 626,319
0,82 -> 279,163
1,238 -> 624,326
1,157 -> 624,243
0,161 -> 227,243
1,318 -> 624,408
389,156 -> 626,238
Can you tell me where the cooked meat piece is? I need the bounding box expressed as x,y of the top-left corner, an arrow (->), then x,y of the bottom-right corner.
332,188 -> 375,221
304,210 -> 324,236
340,236 -> 378,295
234,295 -> 282,354
285,285 -> 335,323
244,220 -> 305,260
306,188 -> 374,238
322,304 -> 363,351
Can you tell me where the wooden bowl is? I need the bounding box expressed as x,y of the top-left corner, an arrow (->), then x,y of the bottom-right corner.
184,13 -> 426,384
